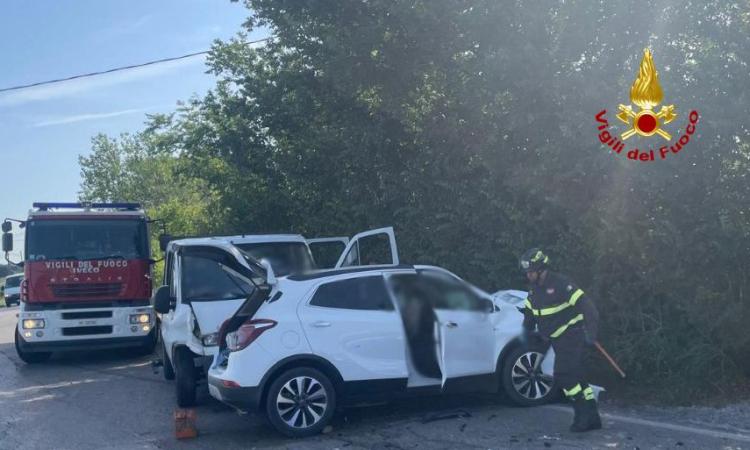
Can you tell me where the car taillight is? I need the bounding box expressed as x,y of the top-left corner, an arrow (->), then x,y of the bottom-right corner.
225,319 -> 277,352
21,279 -> 28,302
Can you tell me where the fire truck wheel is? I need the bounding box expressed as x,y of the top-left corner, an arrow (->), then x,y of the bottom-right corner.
162,338 -> 175,380
15,329 -> 51,364
175,347 -> 198,407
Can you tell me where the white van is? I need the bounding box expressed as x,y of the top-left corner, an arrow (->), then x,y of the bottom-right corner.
3,273 -> 23,307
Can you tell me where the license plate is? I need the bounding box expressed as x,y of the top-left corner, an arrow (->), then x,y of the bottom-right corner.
208,384 -> 222,400
78,320 -> 98,326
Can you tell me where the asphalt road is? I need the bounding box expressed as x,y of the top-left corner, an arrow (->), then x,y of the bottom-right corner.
0,307 -> 748,449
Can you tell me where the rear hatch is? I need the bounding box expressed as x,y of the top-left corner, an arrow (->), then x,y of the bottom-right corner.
174,243 -> 273,357
212,257 -> 277,365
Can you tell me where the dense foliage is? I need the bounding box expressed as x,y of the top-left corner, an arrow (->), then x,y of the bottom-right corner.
80,1 -> 750,401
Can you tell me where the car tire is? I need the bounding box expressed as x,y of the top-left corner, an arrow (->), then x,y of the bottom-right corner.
265,367 -> 337,438
14,329 -> 51,364
161,336 -> 175,381
501,343 -> 556,407
174,346 -> 197,407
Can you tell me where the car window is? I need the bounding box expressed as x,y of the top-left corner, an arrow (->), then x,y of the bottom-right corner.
181,254 -> 253,303
421,272 -> 486,312
310,276 -> 393,311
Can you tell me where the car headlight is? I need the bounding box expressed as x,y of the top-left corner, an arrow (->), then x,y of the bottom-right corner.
202,333 -> 219,346
129,313 -> 151,324
22,319 -> 45,329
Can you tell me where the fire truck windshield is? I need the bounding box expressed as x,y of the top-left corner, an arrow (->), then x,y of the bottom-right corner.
25,219 -> 148,262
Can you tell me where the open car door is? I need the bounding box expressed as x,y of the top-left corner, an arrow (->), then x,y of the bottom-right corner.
419,270 -> 496,389
306,237 -> 349,269
334,227 -> 399,268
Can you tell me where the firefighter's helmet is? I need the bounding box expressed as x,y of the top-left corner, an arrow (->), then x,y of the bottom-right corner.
520,248 -> 549,273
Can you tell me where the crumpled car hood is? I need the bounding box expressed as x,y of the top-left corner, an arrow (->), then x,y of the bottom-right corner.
492,289 -> 528,307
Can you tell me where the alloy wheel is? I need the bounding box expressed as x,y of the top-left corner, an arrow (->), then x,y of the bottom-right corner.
511,351 -> 553,400
276,376 -> 328,429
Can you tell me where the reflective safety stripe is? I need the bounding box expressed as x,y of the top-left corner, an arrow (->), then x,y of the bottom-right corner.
563,383 -> 582,397
568,289 -> 584,306
550,314 -> 584,338
532,301 -> 571,316
524,298 -> 533,309
583,386 -> 595,400
527,289 -> 586,317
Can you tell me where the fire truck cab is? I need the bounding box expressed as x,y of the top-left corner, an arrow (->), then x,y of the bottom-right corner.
2,202 -> 157,363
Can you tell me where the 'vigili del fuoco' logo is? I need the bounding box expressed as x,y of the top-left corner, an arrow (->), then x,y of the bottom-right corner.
595,48 -> 699,162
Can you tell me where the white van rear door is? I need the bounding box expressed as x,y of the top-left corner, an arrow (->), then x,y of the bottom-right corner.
306,237 -> 349,269
334,227 -> 399,268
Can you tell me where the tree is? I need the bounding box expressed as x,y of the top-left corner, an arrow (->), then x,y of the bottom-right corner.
79,125 -> 225,280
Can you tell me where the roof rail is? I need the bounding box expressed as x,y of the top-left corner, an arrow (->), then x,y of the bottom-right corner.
32,202 -> 142,211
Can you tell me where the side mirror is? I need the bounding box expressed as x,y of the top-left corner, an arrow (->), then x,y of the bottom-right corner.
152,285 -> 173,314
159,234 -> 172,252
2,233 -> 12,252
1,221 -> 11,233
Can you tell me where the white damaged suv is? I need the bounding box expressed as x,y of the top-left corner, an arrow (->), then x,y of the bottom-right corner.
204,228 -> 557,437
154,233 -> 348,407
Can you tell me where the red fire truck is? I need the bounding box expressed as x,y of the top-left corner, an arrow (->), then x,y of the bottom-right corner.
2,202 -> 157,363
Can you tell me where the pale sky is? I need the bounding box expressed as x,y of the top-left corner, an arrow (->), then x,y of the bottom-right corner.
0,1 -> 267,263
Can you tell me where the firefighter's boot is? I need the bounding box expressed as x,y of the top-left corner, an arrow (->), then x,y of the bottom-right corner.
569,395 -> 585,432
570,398 -> 602,432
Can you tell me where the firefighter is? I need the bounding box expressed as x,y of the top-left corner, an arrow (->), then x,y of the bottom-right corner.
519,248 -> 602,432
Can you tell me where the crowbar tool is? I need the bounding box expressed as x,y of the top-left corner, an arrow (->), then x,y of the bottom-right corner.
595,341 -> 626,379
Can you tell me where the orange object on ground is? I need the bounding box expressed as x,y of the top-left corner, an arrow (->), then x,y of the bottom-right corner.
174,408 -> 198,439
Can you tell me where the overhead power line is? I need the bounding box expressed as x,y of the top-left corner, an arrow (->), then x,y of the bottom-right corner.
0,37 -> 270,94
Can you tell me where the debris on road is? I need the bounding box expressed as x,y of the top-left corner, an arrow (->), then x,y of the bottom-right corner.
420,409 -> 472,424
174,409 -> 198,440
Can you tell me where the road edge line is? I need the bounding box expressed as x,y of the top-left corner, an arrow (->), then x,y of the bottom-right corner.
543,404 -> 750,443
